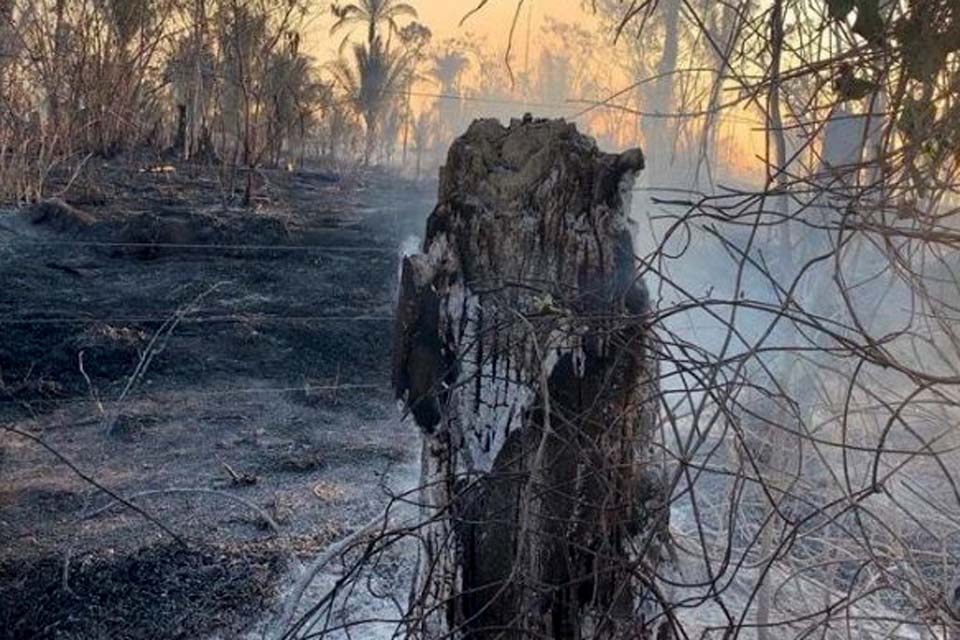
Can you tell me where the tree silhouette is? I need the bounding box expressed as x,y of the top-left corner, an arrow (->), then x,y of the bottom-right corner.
330,0 -> 417,51
328,36 -> 411,164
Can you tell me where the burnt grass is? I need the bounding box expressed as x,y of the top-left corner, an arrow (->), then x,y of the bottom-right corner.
0,162 -> 427,403
0,158 -> 431,639
0,543 -> 287,640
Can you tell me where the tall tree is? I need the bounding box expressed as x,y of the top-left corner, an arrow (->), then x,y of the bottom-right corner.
265,44 -> 322,167
167,0 -> 216,160
430,41 -> 469,142
396,21 -> 431,167
329,36 -> 411,164
330,0 -> 417,50
644,0 -> 680,178
0,0 -> 14,95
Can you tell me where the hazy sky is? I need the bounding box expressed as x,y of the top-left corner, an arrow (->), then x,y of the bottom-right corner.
304,1 -> 766,177
308,1 -> 599,63
414,1 -> 594,42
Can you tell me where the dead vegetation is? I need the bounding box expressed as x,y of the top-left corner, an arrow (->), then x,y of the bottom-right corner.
0,542 -> 286,640
2,0 -> 960,637
0,159 -> 429,639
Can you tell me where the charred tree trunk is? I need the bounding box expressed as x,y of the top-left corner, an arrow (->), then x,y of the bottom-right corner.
394,117 -> 672,639
174,104 -> 189,158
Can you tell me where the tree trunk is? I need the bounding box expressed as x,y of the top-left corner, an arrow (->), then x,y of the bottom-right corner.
0,0 -> 14,96
174,104 -> 188,158
48,0 -> 68,136
643,0 -> 680,179
693,0 -> 744,187
394,117 -> 672,639
189,0 -> 208,160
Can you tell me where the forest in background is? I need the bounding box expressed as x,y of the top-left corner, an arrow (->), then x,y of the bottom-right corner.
0,0 -> 863,203
2,0 -> 960,638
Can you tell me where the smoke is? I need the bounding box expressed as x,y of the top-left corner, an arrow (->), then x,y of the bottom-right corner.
399,233 -> 422,258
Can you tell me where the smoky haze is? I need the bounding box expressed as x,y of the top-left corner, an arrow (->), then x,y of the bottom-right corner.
1,1 -> 958,639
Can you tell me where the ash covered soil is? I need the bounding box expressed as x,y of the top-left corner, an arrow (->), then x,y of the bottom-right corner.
0,162 -> 432,640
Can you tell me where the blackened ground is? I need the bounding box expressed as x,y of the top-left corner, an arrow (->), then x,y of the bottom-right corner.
0,160 -> 433,640
0,542 -> 286,640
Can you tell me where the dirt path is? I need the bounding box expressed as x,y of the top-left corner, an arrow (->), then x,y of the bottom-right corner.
0,166 -> 433,640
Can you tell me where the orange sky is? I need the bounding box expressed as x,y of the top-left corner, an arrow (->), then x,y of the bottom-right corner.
303,0 -> 766,181
414,1 -> 594,43
307,1 -> 598,62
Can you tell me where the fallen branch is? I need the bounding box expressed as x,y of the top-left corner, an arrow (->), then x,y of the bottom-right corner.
102,281 -> 228,436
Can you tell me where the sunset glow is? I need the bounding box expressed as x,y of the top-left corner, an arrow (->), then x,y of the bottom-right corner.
3,2 -> 958,636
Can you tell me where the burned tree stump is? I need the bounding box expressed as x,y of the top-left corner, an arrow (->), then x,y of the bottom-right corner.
394,117 -> 671,639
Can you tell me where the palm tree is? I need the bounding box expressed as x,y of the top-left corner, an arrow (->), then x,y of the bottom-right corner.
265,48 -> 323,167
431,49 -> 469,95
330,0 -> 417,50
328,36 -> 411,164
431,46 -> 469,142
